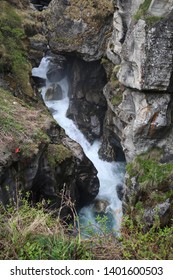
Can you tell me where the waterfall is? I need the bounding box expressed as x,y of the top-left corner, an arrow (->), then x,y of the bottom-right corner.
32,56 -> 125,236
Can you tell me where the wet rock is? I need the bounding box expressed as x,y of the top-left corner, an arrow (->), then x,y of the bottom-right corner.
116,184 -> 124,201
31,76 -> 46,87
66,57 -> 107,142
94,199 -> 109,213
0,132 -> 100,218
45,84 -> 63,101
46,66 -> 65,83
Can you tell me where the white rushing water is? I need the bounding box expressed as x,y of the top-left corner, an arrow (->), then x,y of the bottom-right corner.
32,57 -> 125,236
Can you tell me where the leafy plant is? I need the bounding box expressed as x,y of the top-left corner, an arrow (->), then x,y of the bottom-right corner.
0,195 -> 92,260
120,215 -> 173,259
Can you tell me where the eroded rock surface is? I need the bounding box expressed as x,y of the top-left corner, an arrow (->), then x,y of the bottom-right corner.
66,57 -> 107,142
46,0 -> 114,61
103,84 -> 173,162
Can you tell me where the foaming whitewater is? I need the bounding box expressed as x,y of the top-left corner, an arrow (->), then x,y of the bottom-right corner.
32,57 -> 125,236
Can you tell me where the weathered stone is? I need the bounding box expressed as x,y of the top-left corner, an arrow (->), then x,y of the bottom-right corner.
94,199 -> 109,213
117,9 -> 173,91
46,0 -> 114,61
106,0 -> 143,65
46,66 -> 65,83
116,183 -> 124,201
143,200 -> 171,228
103,83 -> 173,162
29,34 -> 48,52
149,0 -> 173,17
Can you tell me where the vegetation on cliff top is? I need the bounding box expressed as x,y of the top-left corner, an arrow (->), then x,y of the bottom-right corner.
126,148 -> 173,208
125,148 -> 173,243
65,0 -> 114,27
134,0 -> 163,26
0,197 -> 92,260
0,0 -> 33,97
0,86 -> 50,161
47,144 -> 73,167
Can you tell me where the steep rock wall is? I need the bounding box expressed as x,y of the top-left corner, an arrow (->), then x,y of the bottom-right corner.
104,0 -> 173,227
104,0 -> 173,162
66,56 -> 107,142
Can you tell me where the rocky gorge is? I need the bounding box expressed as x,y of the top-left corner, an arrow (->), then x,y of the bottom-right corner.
0,0 -> 173,246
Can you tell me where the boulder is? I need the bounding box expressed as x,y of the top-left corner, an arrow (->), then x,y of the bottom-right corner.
46,66 -> 65,83
45,84 -> 63,101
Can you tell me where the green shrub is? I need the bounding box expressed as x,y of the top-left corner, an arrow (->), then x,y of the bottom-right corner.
0,197 -> 92,260
120,215 -> 173,259
126,148 -> 173,190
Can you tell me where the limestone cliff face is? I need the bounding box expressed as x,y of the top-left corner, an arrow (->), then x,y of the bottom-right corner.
103,0 -> 173,162
44,0 -> 173,163
104,0 -> 173,227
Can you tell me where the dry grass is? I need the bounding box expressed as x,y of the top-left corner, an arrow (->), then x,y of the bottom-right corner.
0,86 -> 51,163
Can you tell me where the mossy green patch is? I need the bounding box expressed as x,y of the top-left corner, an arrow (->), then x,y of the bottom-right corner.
110,71 -> 123,106
0,1 -> 33,97
126,148 -> 173,189
126,148 -> 173,209
65,0 -> 114,28
120,215 -> 173,259
47,144 -> 72,167
134,0 -> 152,21
134,0 -> 163,26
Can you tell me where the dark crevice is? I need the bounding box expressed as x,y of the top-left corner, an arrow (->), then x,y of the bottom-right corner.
30,0 -> 52,11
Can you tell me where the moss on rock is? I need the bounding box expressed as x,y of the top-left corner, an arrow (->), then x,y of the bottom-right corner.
47,144 -> 72,168
65,0 -> 114,28
134,0 -> 164,26
125,148 -> 173,227
0,0 -> 33,97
